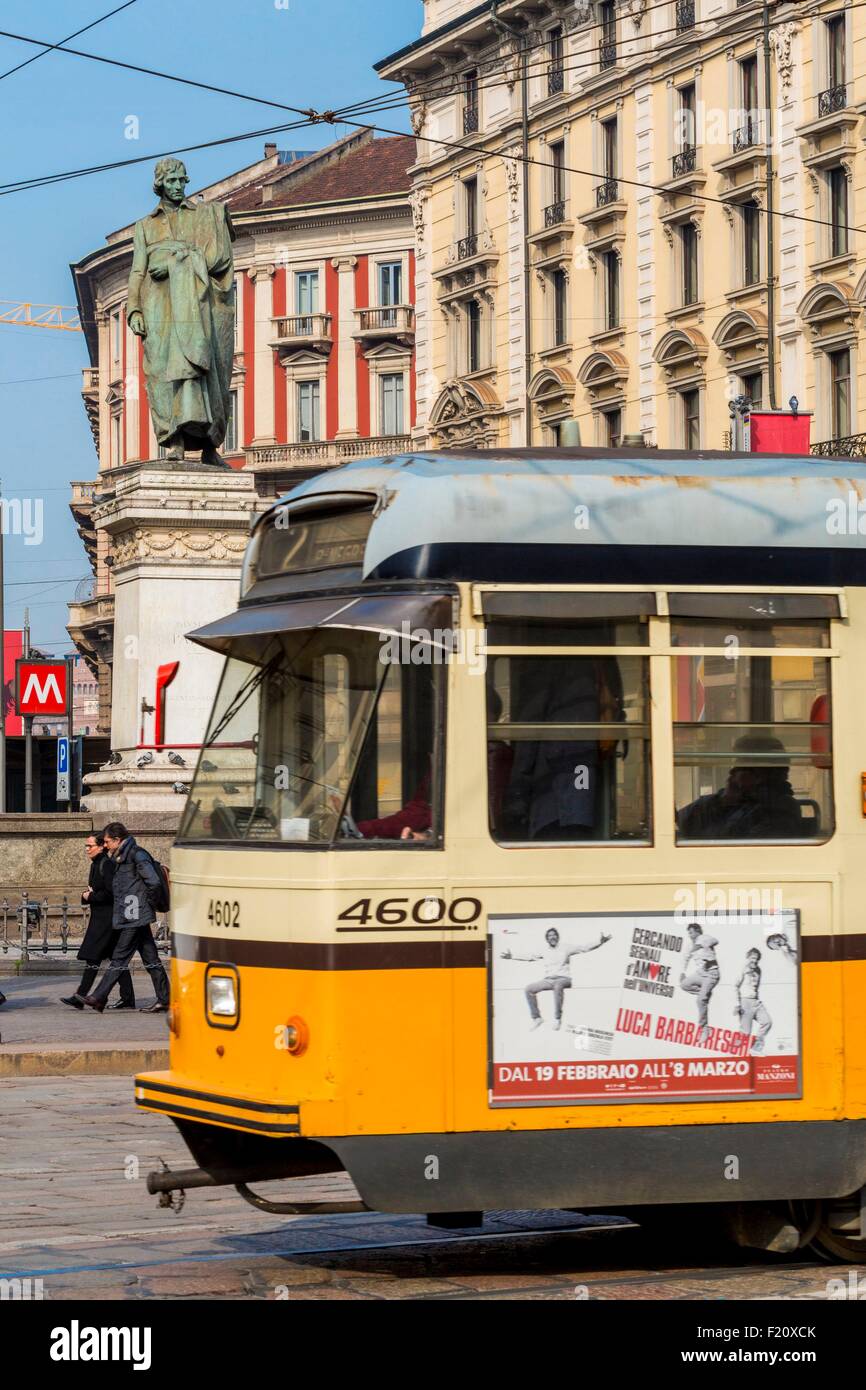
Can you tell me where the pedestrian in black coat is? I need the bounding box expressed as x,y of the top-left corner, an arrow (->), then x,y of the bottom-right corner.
60,832 -> 135,1010
82,822 -> 169,1014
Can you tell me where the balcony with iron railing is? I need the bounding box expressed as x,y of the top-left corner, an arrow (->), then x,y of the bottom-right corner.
353,305 -> 415,342
463,105 -> 479,134
548,64 -> 565,95
671,145 -> 697,179
271,312 -> 333,353
675,0 -> 695,32
817,83 -> 848,118
599,40 -> 617,70
544,200 -> 567,228
596,178 -> 619,207
458,233 -> 479,260
732,118 -> 759,153
811,434 -> 866,459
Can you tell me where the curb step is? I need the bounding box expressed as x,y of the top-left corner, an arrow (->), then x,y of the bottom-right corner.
0,1042 -> 169,1078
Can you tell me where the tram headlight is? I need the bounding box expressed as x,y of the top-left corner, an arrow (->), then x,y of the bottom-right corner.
207,974 -> 237,1018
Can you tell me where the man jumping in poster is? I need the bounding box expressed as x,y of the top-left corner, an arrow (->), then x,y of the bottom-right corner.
679,922 -> 720,1043
767,931 -> 798,965
501,926 -> 611,1031
734,947 -> 773,1054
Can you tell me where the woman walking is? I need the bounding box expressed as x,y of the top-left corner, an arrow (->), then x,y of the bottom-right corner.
60,832 -> 135,1010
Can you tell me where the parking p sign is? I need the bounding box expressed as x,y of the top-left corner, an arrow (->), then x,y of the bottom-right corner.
57,737 -> 70,802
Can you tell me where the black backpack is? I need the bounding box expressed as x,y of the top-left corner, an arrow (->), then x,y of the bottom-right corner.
134,848 -> 171,913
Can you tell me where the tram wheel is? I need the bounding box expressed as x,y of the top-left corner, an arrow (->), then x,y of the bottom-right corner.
805,1197 -> 866,1265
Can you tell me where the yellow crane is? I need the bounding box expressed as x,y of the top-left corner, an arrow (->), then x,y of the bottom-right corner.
0,300 -> 82,332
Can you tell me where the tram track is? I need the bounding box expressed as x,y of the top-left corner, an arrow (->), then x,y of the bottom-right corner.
0,1210 -> 848,1302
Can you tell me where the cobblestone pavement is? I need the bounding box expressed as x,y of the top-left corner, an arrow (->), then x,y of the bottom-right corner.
0,1076 -> 860,1301
0,976 -> 168,1046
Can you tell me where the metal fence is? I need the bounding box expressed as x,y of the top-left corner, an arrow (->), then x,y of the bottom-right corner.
0,893 -> 169,962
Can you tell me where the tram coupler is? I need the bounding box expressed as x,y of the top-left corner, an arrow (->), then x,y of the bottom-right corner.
147,1163 -> 367,1217
147,1161 -> 290,1199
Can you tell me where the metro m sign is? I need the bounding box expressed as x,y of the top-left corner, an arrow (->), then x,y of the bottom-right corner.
15,660 -> 69,716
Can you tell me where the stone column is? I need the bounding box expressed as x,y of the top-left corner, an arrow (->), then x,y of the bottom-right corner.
332,255 -> 358,439
249,262 -> 276,446
83,461 -> 258,828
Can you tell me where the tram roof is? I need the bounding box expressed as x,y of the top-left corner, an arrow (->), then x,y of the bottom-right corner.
266,449 -> 866,587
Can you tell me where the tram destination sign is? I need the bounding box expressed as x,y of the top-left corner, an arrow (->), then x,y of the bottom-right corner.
489,910 -> 801,1105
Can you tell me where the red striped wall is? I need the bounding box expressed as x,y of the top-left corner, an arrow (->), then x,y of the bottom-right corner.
354,256 -> 370,438
138,338 -> 148,461
242,273 -> 255,446
122,317 -> 128,461
273,267 -> 287,443
325,260 -> 340,438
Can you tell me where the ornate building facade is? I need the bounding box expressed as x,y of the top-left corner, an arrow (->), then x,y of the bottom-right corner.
68,130 -> 417,744
378,0 -> 864,456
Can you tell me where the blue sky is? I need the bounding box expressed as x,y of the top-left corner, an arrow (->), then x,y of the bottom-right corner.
0,0 -> 421,650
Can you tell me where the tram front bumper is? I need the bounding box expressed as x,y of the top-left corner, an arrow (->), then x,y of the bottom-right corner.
134,1071 -> 301,1138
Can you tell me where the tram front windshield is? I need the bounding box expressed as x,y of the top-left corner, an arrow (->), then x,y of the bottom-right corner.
180,629 -> 440,846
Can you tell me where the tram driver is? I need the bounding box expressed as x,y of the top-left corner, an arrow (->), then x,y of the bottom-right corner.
676,735 -> 804,841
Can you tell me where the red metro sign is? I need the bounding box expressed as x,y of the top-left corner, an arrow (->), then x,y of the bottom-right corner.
15,660 -> 69,716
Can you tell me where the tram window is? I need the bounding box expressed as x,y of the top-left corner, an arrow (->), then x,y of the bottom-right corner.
337,656 -> 441,846
486,652 -> 651,844
179,630 -> 442,847
672,619 -> 834,842
483,594 -> 655,647
488,616 -> 648,647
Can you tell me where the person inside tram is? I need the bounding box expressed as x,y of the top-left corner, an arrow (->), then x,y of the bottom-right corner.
676,734 -> 805,841
355,766 -> 432,841
500,657 -> 623,841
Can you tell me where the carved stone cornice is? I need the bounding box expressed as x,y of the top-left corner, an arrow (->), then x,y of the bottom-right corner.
111,527 -> 251,569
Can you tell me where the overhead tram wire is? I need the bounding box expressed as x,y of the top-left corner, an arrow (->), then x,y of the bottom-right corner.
0,114 -> 323,198
0,83 -> 861,242
0,0 -> 139,82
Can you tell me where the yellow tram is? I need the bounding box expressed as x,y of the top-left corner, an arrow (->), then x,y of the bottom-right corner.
136,448 -> 866,1260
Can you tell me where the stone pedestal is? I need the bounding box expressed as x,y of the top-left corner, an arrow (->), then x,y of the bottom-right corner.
82,462 -> 259,827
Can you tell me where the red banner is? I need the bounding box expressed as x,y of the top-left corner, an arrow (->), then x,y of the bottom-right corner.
2,631 -> 23,735
492,1055 -> 799,1102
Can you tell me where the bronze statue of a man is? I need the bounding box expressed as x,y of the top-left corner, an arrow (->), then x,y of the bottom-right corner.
127,158 -> 235,466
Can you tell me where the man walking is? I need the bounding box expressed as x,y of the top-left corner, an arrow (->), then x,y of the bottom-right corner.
61,832 -> 135,1010
81,822 -> 169,1014
679,922 -> 720,1043
734,947 -> 773,1054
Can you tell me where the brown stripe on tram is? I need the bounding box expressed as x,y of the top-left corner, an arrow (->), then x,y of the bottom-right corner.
172,932 -> 866,968
172,932 -> 487,970
801,933 -> 866,963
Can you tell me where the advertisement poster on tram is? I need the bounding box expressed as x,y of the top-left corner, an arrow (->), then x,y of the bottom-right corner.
489,911 -> 801,1105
